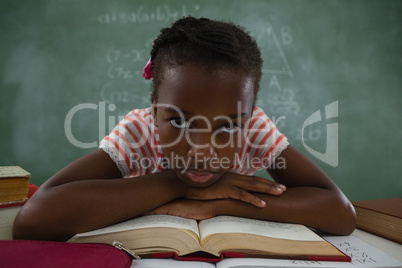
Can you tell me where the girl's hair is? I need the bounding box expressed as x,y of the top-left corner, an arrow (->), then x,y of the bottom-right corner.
149,16 -> 263,102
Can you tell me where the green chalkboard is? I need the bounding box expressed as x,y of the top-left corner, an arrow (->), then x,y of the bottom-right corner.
1,0 -> 401,201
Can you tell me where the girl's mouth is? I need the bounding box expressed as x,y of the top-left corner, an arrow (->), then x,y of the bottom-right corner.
185,170 -> 216,183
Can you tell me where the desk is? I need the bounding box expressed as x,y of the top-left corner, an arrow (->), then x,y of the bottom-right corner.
1,206 -> 401,266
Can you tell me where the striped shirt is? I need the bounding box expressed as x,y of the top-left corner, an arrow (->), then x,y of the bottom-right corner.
99,106 -> 289,178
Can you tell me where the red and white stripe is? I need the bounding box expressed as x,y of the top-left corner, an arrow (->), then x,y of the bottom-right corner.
99,107 -> 288,178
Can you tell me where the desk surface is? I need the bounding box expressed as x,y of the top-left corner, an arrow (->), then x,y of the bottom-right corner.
1,206 -> 401,265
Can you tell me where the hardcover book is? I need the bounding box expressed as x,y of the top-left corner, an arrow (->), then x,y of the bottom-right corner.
0,166 -> 30,205
352,198 -> 402,244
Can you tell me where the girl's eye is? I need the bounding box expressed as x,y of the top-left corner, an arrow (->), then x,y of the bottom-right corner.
168,118 -> 189,129
220,123 -> 242,134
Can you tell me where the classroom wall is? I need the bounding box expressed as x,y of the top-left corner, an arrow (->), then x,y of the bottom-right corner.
1,0 -> 401,201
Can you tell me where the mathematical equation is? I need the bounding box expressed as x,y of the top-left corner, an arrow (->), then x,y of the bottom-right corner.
98,4 -> 202,112
106,47 -> 147,80
98,4 -> 200,25
101,46 -> 151,113
256,25 -> 328,146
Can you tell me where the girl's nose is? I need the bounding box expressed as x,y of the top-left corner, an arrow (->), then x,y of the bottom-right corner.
186,132 -> 218,159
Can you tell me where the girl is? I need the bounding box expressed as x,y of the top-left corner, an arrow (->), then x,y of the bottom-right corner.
13,16 -> 356,241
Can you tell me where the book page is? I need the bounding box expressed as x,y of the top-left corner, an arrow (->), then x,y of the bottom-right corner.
199,216 -> 322,241
0,166 -> 30,178
76,215 -> 199,237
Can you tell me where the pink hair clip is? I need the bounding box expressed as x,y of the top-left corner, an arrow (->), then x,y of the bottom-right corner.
142,38 -> 158,80
142,58 -> 153,80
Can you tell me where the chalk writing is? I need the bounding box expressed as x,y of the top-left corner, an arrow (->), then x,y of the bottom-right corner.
258,25 -> 293,76
256,26 -> 327,145
100,83 -> 150,115
98,4 -> 200,25
262,75 -> 300,115
106,47 -> 146,80
102,45 -> 151,116
288,127 -> 322,142
281,26 -> 293,45
106,47 -> 146,64
265,88 -> 300,114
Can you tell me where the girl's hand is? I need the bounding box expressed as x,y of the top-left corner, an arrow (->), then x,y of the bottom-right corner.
185,172 -> 286,208
144,199 -> 216,220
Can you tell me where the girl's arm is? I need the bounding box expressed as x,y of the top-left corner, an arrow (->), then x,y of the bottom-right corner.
148,145 -> 356,235
219,145 -> 356,235
262,145 -> 356,234
13,149 -> 188,241
13,149 -> 283,241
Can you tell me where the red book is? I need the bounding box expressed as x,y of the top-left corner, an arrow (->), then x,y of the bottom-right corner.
0,240 -> 132,268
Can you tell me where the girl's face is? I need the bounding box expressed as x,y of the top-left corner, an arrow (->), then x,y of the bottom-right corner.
153,64 -> 255,187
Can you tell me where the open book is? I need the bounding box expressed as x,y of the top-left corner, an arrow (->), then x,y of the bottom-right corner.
68,215 -> 350,262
